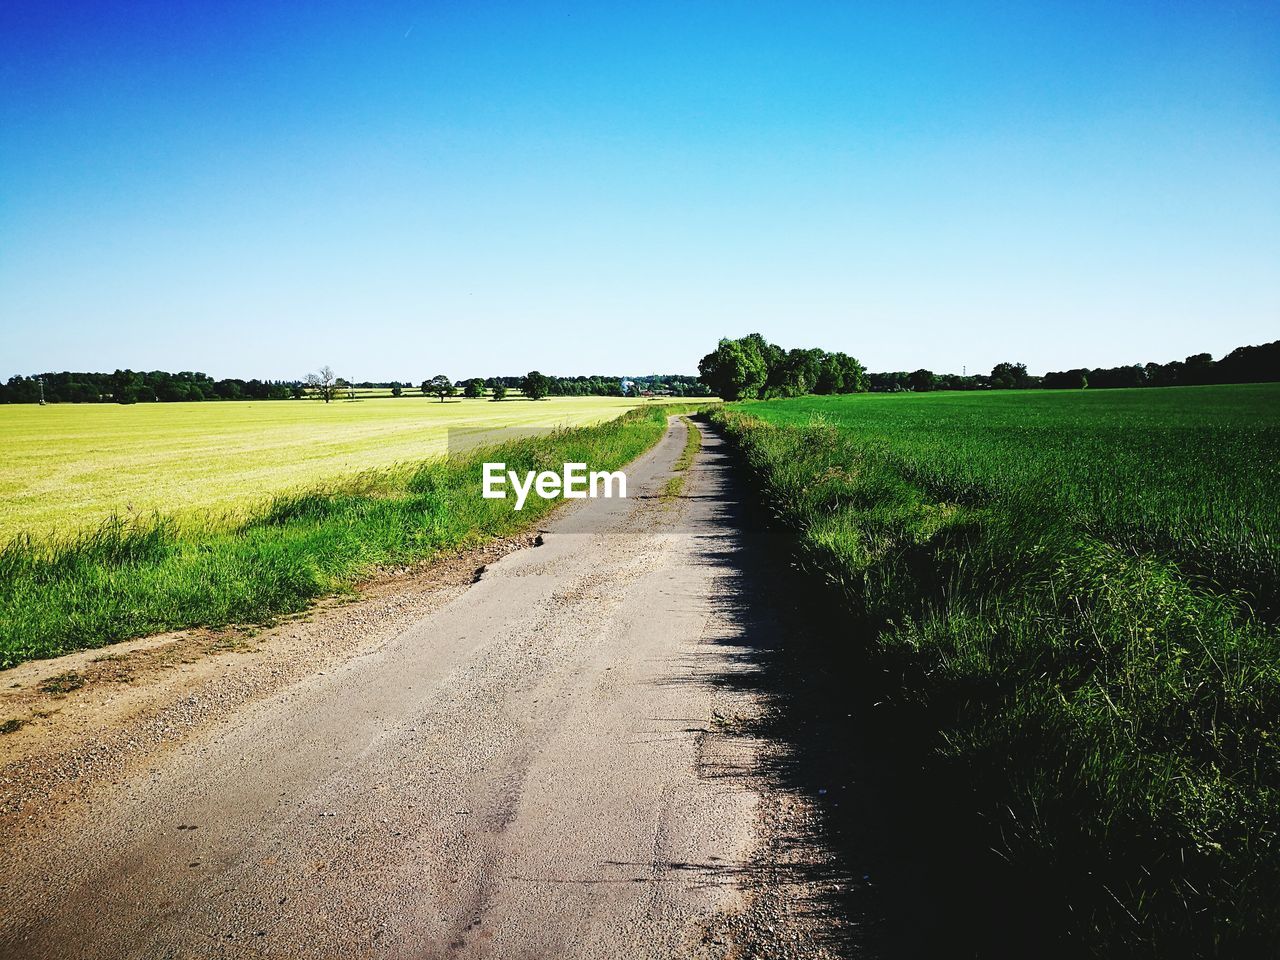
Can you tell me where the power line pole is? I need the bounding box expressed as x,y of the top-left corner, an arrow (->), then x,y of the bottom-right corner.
38,376 -> 46,405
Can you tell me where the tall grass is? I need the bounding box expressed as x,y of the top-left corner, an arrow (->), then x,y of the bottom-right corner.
0,405 -> 694,668
712,386 -> 1280,958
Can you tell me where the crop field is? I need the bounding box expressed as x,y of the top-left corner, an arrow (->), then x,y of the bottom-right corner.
0,403 -> 709,667
713,383 -> 1280,955
741,384 -> 1280,613
0,396 -> 658,541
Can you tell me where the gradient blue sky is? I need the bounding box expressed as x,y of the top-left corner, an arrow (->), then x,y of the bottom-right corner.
2,0 -> 1277,380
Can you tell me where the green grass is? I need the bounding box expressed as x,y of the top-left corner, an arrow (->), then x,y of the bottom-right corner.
0,404 -> 706,668
674,416 -> 702,471
0,395 -> 679,541
712,383 -> 1280,957
661,416 -> 702,500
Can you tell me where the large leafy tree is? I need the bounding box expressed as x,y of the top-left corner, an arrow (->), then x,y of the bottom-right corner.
742,333 -> 786,391
990,362 -> 1031,389
697,336 -> 769,400
425,374 -> 455,402
699,334 -> 866,399
774,347 -> 825,397
522,370 -> 551,400
815,354 -> 845,394
832,352 -> 866,393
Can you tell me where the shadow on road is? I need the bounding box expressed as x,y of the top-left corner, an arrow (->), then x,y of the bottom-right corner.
665,420 -> 1052,960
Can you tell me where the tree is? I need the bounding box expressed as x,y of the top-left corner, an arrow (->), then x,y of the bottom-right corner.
743,334 -> 786,393
305,365 -> 339,403
697,336 -> 768,400
463,378 -> 485,399
909,369 -> 937,392
990,362 -> 1030,390
391,384 -> 403,397
425,374 -> 455,402
770,347 -> 825,398
110,368 -> 145,404
1182,352 -> 1215,385
212,378 -> 244,400
831,353 -> 867,393
815,354 -> 845,394
1043,369 -> 1089,389
1217,340 -> 1280,384
491,382 -> 508,401
523,370 -> 550,400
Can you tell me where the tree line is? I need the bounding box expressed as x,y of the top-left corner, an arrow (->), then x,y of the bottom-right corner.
418,371 -> 711,401
468,373 -> 710,397
0,367 -> 711,403
699,334 -> 1280,398
1039,341 -> 1279,389
867,342 -> 1279,392
0,369 -> 302,404
9,340 -> 1271,405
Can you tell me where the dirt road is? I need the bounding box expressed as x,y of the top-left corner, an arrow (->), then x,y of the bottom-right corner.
0,418 -> 849,959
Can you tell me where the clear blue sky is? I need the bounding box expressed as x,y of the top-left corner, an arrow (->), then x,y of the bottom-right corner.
2,0 -> 1277,380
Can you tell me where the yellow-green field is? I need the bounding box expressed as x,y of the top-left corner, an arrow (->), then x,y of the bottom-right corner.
0,396 -> 674,540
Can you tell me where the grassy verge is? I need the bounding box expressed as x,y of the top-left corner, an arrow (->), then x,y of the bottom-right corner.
661,416 -> 702,501
0,404 -> 704,669
710,405 -> 1280,958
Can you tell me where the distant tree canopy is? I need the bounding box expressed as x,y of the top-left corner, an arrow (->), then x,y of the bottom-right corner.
491,382 -> 508,401
1041,343 -> 1280,390
0,370 -> 302,404
462,378 -> 485,399
909,369 -> 937,392
695,336 -> 1280,398
990,362 -> 1032,390
698,334 -> 866,400
0,369 -> 711,403
472,373 -> 710,398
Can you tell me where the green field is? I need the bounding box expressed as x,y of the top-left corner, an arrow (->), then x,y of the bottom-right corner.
0,396 -> 659,541
713,383 -> 1280,955
739,385 -> 1280,614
